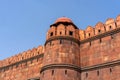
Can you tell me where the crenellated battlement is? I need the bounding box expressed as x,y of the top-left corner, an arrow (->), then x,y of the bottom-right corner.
79,15 -> 120,41
0,46 -> 44,68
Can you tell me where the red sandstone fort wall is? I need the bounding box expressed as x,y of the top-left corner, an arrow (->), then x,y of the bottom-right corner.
80,15 -> 120,80
0,46 -> 44,80
81,65 -> 120,80
44,39 -> 80,66
80,15 -> 120,67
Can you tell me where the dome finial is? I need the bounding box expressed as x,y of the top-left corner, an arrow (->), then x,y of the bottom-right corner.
55,17 -> 73,23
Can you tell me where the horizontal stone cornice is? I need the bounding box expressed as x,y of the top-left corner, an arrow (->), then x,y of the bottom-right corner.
81,59 -> 120,72
40,64 -> 81,73
45,36 -> 80,46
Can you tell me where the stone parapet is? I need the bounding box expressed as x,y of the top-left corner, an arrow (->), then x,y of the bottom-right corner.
79,15 -> 120,40
0,46 -> 44,68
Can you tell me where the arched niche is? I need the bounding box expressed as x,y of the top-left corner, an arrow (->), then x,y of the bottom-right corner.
57,24 -> 65,36
66,25 -> 76,37
47,26 -> 56,40
105,18 -> 116,31
85,26 -> 95,38
95,22 -> 105,35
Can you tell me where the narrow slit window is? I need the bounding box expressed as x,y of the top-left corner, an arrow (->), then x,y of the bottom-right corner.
109,26 -> 112,30
97,70 -> 99,76
110,68 -> 112,73
52,70 -> 54,76
88,33 -> 90,37
50,32 -> 53,36
65,30 -> 66,35
60,40 -> 62,44
69,31 -> 73,36
100,38 -> 102,43
60,32 -> 62,35
98,29 -> 101,33
86,73 -> 88,78
89,41 -> 91,46
65,70 -> 67,75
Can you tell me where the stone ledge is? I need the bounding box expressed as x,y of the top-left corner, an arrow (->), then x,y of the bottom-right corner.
81,59 -> 120,72
40,64 -> 81,73
45,36 -> 80,46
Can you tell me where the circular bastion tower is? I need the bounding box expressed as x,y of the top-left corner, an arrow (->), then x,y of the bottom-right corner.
40,17 -> 81,80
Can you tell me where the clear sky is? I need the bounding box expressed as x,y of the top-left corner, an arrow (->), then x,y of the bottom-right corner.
0,0 -> 120,60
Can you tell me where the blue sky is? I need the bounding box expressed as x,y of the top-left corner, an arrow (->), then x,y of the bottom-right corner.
0,0 -> 120,60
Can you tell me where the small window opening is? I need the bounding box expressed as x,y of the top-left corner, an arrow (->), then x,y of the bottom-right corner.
100,38 -> 102,43
110,68 -> 112,73
97,70 -> 99,76
52,70 -> 54,76
60,32 -> 62,35
88,33 -> 90,37
109,26 -> 112,30
89,41 -> 91,46
50,32 -> 53,36
98,29 -> 101,33
60,40 -> 62,44
65,70 -> 67,75
65,30 -> 66,35
69,31 -> 73,36
86,73 -> 88,78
